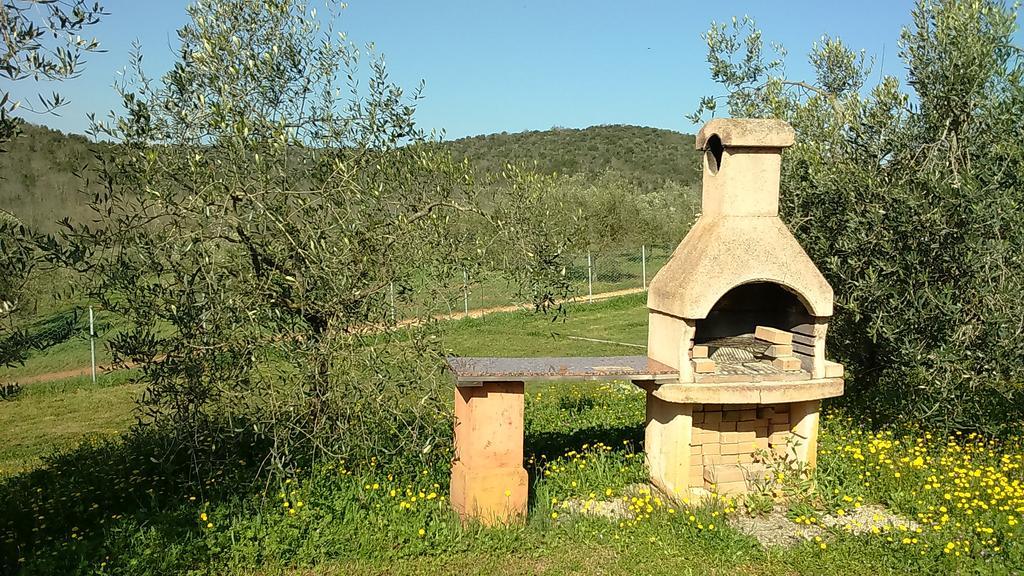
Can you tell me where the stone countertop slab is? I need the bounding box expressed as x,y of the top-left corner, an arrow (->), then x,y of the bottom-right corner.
446,356 -> 678,385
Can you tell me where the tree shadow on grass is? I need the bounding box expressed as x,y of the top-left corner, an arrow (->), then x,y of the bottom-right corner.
524,422 -> 645,506
521,383 -> 648,506
526,423 -> 644,463
0,424 -> 273,575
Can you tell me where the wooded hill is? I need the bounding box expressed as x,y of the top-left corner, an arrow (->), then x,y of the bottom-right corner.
0,124 -> 97,231
446,124 -> 700,191
0,123 -> 701,232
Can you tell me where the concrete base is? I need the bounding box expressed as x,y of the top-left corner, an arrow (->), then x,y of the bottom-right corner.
643,393 -> 824,498
789,399 -> 821,469
450,381 -> 528,525
450,462 -> 528,524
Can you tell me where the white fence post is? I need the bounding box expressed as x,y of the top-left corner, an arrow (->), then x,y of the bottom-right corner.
642,245 -> 647,290
587,251 -> 593,303
89,306 -> 96,385
389,282 -> 396,322
463,270 -> 469,315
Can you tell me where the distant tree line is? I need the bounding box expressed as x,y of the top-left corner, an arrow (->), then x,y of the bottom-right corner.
1,123 -> 704,242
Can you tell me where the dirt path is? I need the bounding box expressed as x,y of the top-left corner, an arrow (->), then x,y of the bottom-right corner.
399,286 -> 645,324
16,362 -> 136,385
12,287 -> 647,385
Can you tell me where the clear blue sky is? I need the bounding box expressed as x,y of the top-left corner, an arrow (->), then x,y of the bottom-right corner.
10,0 -> 1019,140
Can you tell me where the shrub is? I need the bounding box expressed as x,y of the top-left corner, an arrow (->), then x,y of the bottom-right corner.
693,1 -> 1024,434
59,0 -> 579,474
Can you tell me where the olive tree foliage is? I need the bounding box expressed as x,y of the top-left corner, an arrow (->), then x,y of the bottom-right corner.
562,171 -> 698,250
692,1 -> 1024,433
0,220 -> 39,365
1,0 -> 104,365
1,0 -> 105,145
63,0 -> 580,471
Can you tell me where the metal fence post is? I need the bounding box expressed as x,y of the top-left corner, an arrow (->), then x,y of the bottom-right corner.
463,270 -> 470,315
587,251 -> 593,303
389,282 -> 396,322
89,306 -> 96,385
642,245 -> 647,290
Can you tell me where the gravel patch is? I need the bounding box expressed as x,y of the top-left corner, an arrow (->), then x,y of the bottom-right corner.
820,503 -> 920,534
730,507 -> 826,547
729,503 -> 919,547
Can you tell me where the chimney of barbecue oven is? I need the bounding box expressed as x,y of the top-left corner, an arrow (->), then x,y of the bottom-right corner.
695,118 -> 795,218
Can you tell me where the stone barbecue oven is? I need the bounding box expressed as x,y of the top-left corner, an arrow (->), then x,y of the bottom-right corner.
445,118 -> 843,524
642,118 -> 843,496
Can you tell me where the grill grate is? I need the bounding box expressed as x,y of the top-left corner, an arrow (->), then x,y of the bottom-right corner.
701,334 -> 798,376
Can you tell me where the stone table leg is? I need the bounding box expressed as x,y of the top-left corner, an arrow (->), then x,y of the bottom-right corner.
450,381 -> 528,524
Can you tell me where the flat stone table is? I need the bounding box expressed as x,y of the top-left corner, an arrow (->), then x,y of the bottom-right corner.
446,356 -> 677,525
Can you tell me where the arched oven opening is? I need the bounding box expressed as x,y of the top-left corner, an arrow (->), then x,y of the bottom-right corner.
692,282 -> 814,377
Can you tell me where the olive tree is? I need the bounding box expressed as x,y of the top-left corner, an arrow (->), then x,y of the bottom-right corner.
64,0 -> 579,471
1,1 -> 105,366
692,1 -> 1024,433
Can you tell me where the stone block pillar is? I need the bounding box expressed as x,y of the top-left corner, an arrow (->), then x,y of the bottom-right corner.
789,399 -> 821,469
450,381 -> 528,524
644,392 -> 694,498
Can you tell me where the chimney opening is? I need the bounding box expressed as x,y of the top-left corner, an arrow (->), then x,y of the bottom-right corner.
705,134 -> 724,175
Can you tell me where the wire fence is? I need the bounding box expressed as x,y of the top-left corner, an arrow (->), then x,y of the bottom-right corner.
420,244 -> 675,317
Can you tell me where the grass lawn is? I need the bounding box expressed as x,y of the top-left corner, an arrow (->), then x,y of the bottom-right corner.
1,293 -> 1021,575
0,371 -> 141,474
0,295 -> 647,474
0,287 -> 642,382
442,292 -> 649,356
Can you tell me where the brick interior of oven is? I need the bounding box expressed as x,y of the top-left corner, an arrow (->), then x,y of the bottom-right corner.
693,282 -> 817,377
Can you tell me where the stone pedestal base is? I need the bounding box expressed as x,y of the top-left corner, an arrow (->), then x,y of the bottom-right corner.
645,392 -> 694,497
450,462 -> 528,524
644,394 -> 823,498
788,399 -> 821,468
450,381 -> 528,524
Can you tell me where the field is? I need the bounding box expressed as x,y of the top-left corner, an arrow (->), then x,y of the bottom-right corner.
0,244 -> 675,387
1,294 -> 1022,575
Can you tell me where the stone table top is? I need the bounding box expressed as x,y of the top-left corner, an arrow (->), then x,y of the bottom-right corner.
446,355 -> 679,385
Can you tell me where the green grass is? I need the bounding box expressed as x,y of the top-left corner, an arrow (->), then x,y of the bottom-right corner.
394,247 -> 669,320
441,292 -> 649,357
1,306 -> 120,380
1,278 -> 650,383
1,294 -> 1021,575
0,294 -> 648,480
0,371 -> 141,474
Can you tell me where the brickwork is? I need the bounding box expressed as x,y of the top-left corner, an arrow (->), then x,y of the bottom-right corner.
689,402 -> 793,494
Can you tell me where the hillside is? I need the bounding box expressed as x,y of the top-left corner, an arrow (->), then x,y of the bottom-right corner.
446,124 -> 701,192
0,123 -> 700,231
0,124 -> 100,231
